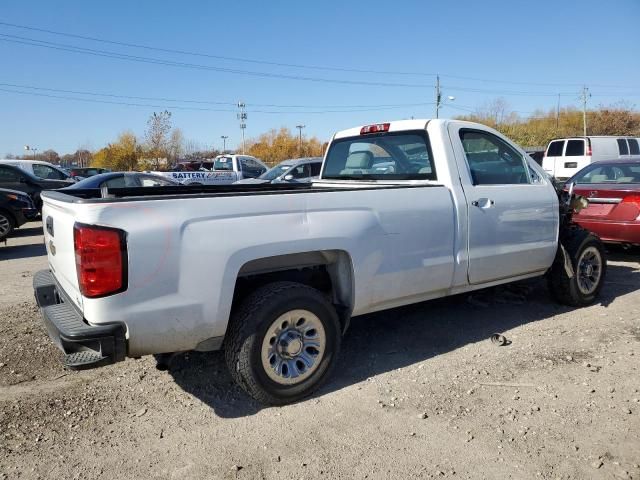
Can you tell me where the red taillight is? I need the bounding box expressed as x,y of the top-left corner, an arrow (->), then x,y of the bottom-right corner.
586,145 -> 592,156
622,194 -> 640,206
74,224 -> 127,298
360,123 -> 390,134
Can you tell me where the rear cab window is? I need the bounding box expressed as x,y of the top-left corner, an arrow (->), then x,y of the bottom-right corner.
322,130 -> 436,181
628,139 -> 639,155
546,140 -> 565,157
214,156 -> 234,171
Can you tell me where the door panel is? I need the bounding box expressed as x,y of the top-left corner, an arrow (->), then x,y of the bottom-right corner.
449,126 -> 558,284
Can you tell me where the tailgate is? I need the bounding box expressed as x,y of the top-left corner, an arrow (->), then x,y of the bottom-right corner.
41,198 -> 83,311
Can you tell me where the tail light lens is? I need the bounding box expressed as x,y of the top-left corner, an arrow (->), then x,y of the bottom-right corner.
74,224 -> 127,298
622,194 -> 640,206
360,123 -> 390,134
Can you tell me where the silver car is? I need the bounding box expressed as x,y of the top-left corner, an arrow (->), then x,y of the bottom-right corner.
234,157 -> 322,185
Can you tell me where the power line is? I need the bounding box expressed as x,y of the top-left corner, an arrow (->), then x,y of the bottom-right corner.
0,86 -> 435,114
2,33 -> 638,98
0,34 -> 433,89
0,81 -> 436,109
0,21 -> 438,78
1,21 -> 637,90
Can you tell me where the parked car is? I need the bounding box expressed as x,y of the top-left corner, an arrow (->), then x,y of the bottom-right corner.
64,172 -> 180,189
543,136 -> 640,181
154,155 -> 268,185
235,157 -> 323,184
33,119 -> 605,405
567,159 -> 640,246
0,163 -> 74,209
0,159 -> 74,182
69,167 -> 111,179
0,188 -> 37,241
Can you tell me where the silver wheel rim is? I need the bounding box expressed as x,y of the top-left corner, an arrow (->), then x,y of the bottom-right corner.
0,214 -> 10,238
261,309 -> 326,385
577,246 -> 602,295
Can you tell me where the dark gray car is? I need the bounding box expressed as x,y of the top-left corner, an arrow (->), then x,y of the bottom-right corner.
234,157 -> 322,185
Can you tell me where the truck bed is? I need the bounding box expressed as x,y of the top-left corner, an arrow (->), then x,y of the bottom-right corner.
43,181 -> 438,203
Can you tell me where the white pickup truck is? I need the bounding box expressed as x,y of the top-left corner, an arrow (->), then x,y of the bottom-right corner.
33,119 -> 606,405
151,154 -> 268,185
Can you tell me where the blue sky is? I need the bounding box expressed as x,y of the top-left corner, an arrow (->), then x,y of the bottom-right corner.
1,0 -> 639,155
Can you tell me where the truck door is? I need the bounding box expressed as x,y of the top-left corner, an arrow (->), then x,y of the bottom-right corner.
448,126 -> 558,285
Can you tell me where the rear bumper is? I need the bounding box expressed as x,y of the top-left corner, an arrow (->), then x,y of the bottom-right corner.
33,269 -> 127,369
574,218 -> 640,245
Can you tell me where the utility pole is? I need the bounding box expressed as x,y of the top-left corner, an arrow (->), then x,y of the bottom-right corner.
580,86 -> 591,137
296,124 -> 306,157
435,74 -> 441,119
220,135 -> 228,153
237,102 -> 247,154
556,93 -> 561,132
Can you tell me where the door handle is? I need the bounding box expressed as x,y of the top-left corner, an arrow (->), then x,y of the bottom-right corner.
472,198 -> 495,208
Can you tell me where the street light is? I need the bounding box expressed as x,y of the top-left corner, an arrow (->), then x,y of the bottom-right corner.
295,125 -> 306,157
24,145 -> 38,160
220,135 -> 228,153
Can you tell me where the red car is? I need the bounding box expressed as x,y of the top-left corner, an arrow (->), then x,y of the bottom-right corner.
568,159 -> 640,245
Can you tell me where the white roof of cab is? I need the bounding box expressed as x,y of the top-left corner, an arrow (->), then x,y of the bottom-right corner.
332,119 -> 442,140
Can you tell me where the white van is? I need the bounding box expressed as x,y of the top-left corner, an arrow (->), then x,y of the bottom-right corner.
542,136 -> 640,180
0,159 -> 74,182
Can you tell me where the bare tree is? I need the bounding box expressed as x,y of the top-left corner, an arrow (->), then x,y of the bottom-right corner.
475,97 -> 511,128
41,149 -> 60,164
168,128 -> 185,165
145,110 -> 172,169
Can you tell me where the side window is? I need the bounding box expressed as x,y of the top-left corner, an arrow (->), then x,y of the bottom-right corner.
33,164 -> 65,180
0,166 -> 21,182
565,140 -> 585,156
140,176 -> 173,187
617,139 -> 629,155
104,176 -> 126,188
546,140 -> 565,157
288,165 -> 309,179
459,130 -> 529,185
628,139 -> 640,155
310,162 -> 322,176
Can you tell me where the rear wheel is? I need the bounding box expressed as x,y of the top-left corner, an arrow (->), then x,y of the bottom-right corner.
548,227 -> 606,306
224,281 -> 341,405
0,210 -> 15,241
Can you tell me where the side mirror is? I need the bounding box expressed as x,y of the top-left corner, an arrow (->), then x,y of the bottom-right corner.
284,174 -> 294,181
19,177 -> 28,184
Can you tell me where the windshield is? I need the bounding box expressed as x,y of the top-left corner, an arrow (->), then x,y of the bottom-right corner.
214,156 -> 234,171
323,131 -> 436,180
572,162 -> 640,184
260,164 -> 293,180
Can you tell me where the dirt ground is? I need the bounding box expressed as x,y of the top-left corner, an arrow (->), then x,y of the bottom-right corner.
1,221 -> 639,480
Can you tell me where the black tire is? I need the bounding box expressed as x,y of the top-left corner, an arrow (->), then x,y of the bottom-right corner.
224,281 -> 341,405
548,227 -> 606,307
0,210 -> 15,242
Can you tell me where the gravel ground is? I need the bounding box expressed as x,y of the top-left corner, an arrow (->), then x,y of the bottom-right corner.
0,221 -> 639,479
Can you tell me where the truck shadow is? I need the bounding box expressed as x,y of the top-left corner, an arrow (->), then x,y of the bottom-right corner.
0,242 -> 46,260
167,261 -> 639,419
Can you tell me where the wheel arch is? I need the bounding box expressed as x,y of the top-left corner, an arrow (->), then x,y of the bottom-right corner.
233,249 -> 355,333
